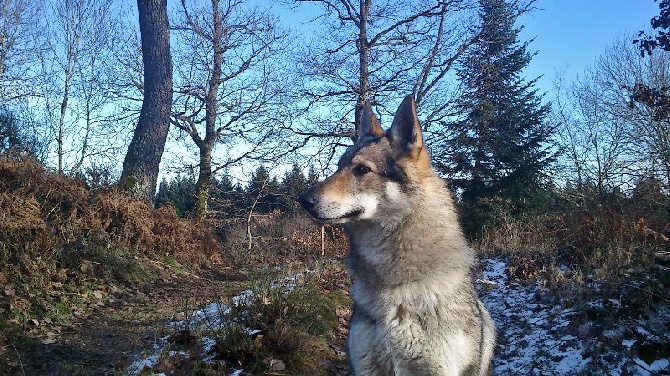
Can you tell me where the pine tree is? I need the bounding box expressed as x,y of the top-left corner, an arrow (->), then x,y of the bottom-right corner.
440,0 -> 554,237
306,165 -> 320,185
154,175 -> 195,217
246,165 -> 278,214
0,111 -> 22,152
209,173 -> 240,218
278,164 -> 309,214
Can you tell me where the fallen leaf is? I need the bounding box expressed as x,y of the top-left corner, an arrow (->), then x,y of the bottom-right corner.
4,284 -> 15,296
41,337 -> 56,345
269,359 -> 286,371
253,334 -> 264,347
80,260 -> 92,273
154,358 -> 176,374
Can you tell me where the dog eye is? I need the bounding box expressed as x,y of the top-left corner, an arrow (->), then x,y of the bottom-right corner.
353,165 -> 372,175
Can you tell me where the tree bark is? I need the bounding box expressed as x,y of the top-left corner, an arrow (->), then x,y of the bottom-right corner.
194,143 -> 213,217
119,0 -> 172,204
354,0 -> 371,138
192,0 -> 223,218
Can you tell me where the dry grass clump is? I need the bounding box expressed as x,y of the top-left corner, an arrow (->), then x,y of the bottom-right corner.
478,208 -> 668,274
212,262 -> 351,375
0,154 -> 223,342
476,204 -> 669,350
475,202 -> 670,372
137,262 -> 352,375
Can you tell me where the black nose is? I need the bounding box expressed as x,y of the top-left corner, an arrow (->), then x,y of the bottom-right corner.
297,191 -> 316,210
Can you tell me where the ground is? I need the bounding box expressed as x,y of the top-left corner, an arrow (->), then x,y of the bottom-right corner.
476,258 -> 670,375
5,257 -> 670,375
4,266 -> 250,375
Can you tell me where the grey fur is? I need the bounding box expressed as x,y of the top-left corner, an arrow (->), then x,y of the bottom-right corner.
299,96 -> 495,376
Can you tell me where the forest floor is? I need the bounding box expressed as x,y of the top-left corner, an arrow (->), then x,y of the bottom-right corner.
4,255 -> 670,375
3,264 -> 252,375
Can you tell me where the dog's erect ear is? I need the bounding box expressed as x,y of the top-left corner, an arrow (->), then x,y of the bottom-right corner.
387,96 -> 423,153
358,101 -> 385,142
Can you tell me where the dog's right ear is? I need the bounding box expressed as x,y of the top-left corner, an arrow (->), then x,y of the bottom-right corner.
358,101 -> 384,142
388,96 -> 423,153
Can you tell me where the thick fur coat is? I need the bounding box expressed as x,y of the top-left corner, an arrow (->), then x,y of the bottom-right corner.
299,96 -> 495,375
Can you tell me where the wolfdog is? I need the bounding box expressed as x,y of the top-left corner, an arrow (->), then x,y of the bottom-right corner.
298,96 -> 495,375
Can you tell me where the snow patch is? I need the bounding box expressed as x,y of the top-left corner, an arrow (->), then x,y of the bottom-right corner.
477,258 -> 670,375
128,272 -> 307,375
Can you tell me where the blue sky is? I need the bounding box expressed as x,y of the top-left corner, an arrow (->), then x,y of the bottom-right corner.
271,0 -> 660,98
519,0 -> 659,96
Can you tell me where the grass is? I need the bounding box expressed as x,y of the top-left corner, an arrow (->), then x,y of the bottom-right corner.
137,261 -> 352,375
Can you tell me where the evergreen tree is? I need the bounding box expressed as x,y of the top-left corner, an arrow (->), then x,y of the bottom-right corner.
0,112 -> 22,152
0,109 -> 43,157
278,164 -> 309,214
306,165 -> 320,186
209,173 -> 242,218
154,175 -> 195,217
232,182 -> 247,217
439,0 -> 554,237
246,165 -> 278,214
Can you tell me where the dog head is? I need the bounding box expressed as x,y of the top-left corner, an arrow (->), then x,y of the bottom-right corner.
298,96 -> 433,224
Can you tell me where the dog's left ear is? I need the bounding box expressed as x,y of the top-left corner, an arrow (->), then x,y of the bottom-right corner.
358,101 -> 385,142
387,96 -> 424,154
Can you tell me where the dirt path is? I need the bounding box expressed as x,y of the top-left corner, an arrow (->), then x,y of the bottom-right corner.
8,266 -> 249,375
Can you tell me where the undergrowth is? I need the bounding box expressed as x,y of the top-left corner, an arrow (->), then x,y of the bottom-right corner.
476,202 -> 670,370
0,154 -> 223,367
3,151 -> 668,374
139,261 -> 352,375
216,264 -> 350,374
0,153 -> 350,374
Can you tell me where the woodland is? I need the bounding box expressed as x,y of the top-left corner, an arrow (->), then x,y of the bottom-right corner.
0,0 -> 669,374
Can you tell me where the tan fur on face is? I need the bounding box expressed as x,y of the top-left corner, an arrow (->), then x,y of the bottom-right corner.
305,150 -> 385,223
312,168 -> 353,202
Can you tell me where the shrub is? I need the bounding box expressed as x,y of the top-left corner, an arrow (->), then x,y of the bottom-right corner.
0,154 -> 224,336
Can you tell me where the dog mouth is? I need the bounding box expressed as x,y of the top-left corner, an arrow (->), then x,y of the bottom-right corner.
311,209 -> 363,222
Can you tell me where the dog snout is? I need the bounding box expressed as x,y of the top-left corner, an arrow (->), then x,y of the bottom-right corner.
297,191 -> 316,210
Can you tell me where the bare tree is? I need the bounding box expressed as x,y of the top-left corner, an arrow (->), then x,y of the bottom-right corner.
573,78 -> 634,195
291,0 -> 482,164
70,2 -> 127,172
37,0 -> 123,173
0,1 -> 48,158
552,35 -> 670,193
171,0 -> 291,218
291,0 -> 544,170
119,0 -> 172,203
0,0 -> 43,102
592,36 -> 670,187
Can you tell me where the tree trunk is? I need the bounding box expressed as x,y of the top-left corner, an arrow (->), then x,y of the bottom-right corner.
191,0 -> 222,219
354,0 -> 371,137
58,64 -> 74,173
119,0 -> 172,204
194,144 -> 213,218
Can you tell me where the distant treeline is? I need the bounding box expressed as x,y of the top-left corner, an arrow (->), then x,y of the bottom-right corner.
155,164 -> 320,219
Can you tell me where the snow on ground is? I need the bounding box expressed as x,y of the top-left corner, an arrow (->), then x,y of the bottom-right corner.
127,273 -> 306,375
129,260 -> 669,375
477,258 -> 670,375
